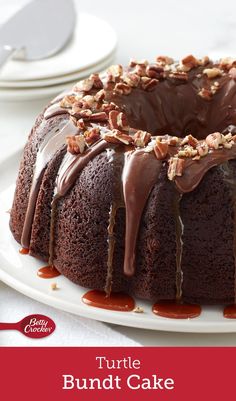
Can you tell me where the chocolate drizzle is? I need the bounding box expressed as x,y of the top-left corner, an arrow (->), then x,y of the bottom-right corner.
21,120 -> 77,248
105,148 -> 125,294
122,149 -> 162,276
172,191 -> 184,300
55,139 -> 109,198
174,145 -> 236,193
44,102 -> 68,120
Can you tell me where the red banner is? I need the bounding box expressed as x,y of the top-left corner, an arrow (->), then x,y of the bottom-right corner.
0,347 -> 234,400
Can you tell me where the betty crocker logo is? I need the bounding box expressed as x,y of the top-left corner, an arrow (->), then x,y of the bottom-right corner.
0,314 -> 56,339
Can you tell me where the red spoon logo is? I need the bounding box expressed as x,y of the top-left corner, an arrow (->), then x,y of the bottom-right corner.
0,314 -> 56,339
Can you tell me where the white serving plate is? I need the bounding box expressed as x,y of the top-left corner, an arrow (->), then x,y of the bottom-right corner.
0,52 -> 116,88
0,12 -> 117,82
0,53 -> 115,101
1,154 -> 236,333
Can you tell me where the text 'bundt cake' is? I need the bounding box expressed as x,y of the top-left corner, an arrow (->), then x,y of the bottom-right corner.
10,54 -> 236,305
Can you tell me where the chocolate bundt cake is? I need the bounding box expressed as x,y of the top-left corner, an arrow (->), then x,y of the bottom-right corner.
10,55 -> 236,304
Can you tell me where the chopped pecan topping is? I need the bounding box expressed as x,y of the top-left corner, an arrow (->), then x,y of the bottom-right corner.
203,67 -> 222,79
70,107 -> 92,118
133,130 -> 151,147
107,64 -> 123,81
109,110 -> 129,130
199,56 -> 210,66
146,64 -> 165,79
89,112 -> 108,121
90,73 -> 103,89
219,57 -> 236,71
114,82 -> 132,95
134,64 -> 147,77
180,134 -> 198,148
66,134 -> 86,154
141,77 -> 159,91
196,142 -> 209,157
229,67 -> 236,80
123,73 -> 140,87
60,95 -> 77,108
129,58 -> 148,68
169,71 -> 188,81
102,129 -> 133,145
167,136 -> 180,146
154,139 -> 169,160
179,54 -> 199,71
205,132 -> 222,149
198,88 -> 212,100
168,157 -> 185,180
94,89 -> 106,102
73,77 -> 95,92
76,118 -> 86,129
156,55 -> 174,65
84,127 -> 101,145
178,146 -> 198,158
81,95 -> 96,108
101,102 -> 118,112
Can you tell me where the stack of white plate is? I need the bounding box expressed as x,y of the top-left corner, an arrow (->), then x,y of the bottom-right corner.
0,12 -> 117,101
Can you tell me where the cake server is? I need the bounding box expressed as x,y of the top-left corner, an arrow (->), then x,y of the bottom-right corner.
0,0 -> 76,69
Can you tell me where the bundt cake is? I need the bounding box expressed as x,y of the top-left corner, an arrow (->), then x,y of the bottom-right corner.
10,54 -> 236,305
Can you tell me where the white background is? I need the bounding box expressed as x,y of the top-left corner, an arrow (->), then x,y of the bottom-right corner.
1,0 -> 236,345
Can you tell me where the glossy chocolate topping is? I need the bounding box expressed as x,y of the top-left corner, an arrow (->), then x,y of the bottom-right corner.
21,120 -> 77,248
122,149 -> 162,276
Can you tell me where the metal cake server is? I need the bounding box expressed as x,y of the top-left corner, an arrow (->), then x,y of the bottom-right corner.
0,0 -> 76,69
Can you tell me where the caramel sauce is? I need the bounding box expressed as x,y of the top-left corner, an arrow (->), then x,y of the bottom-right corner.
152,301 -> 201,319
82,290 -> 135,312
19,247 -> 29,255
224,305 -> 236,318
37,265 -> 61,279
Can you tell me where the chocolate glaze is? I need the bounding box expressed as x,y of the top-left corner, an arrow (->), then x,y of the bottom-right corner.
21,120 -> 78,249
44,102 -> 68,120
37,265 -> 61,279
152,301 -> 201,319
175,145 -> 236,193
105,148 -> 125,294
55,139 -> 109,197
122,149 -> 162,276
82,289 -> 135,311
